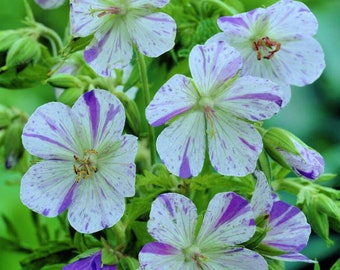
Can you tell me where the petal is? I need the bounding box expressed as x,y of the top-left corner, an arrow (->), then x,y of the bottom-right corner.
267,252 -> 315,263
275,38 -> 325,86
35,0 -> 65,9
197,192 -> 255,248
221,76 -> 282,121
262,201 -> 311,253
71,89 -> 126,150
97,134 -> 137,197
147,193 -> 197,249
139,242 -> 188,270
84,22 -> 133,75
146,74 -> 197,126
250,171 -> 273,218
64,250 -> 102,270
70,0 -> 108,36
22,102 -> 79,160
20,160 -> 76,217
189,40 -> 242,95
128,12 -> 176,57
131,0 -> 170,8
156,111 -> 206,178
67,174 -> 126,233
266,0 -> 318,38
207,113 -> 263,176
204,247 -> 268,270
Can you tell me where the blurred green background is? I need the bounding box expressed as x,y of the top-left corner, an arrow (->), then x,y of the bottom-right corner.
0,0 -> 339,269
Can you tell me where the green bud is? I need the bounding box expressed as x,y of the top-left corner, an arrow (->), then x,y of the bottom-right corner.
117,256 -> 140,270
0,129 -> 6,146
244,226 -> 268,249
57,88 -> 84,107
3,122 -> 25,169
101,247 -> 119,266
0,30 -> 22,52
315,194 -> 340,219
115,91 -> 141,136
5,36 -> 41,69
329,215 -> 340,233
0,104 -> 12,128
47,73 -> 83,89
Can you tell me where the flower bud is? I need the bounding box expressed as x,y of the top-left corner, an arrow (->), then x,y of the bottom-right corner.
0,30 -> 22,52
117,256 -> 140,270
5,36 -> 41,69
263,127 -> 324,180
4,122 -> 25,169
315,193 -> 340,220
0,104 -> 12,128
57,87 -> 84,106
47,73 -> 83,89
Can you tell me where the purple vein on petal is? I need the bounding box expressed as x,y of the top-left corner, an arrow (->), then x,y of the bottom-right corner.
83,91 -> 100,143
150,107 -> 190,126
227,93 -> 283,107
58,182 -> 77,214
179,137 -> 192,178
141,242 -> 179,255
159,194 -> 175,217
100,103 -> 121,141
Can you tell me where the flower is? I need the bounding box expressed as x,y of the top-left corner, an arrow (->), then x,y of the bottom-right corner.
34,0 -> 65,9
263,127 -> 324,180
64,250 -> 116,270
139,192 -> 268,270
70,0 -> 176,76
250,171 -> 314,263
146,39 -> 282,178
20,89 -> 137,233
215,0 -> 325,105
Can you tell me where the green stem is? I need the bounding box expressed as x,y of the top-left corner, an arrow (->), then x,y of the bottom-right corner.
204,0 -> 238,15
136,51 -> 156,165
23,0 -> 35,22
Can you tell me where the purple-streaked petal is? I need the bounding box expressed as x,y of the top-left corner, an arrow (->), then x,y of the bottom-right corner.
275,38 -> 325,86
221,76 -> 282,121
262,201 -> 311,253
207,113 -> 263,176
146,74 -> 197,127
139,242 -> 188,270
85,22 -> 132,75
197,192 -> 255,248
131,0 -> 170,8
71,89 -> 126,150
128,12 -> 176,58
266,0 -> 318,38
250,171 -> 273,218
20,160 -> 76,217
35,0 -> 65,9
22,102 -> 79,160
267,252 -> 315,263
204,247 -> 268,270
189,40 -> 242,95
97,134 -> 137,197
64,250 -> 117,270
147,193 -> 197,249
67,174 -> 126,233
70,0 -> 109,37
156,111 -> 206,178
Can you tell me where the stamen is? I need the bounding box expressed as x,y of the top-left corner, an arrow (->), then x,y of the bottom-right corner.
90,6 -> 123,18
73,149 -> 98,182
252,37 -> 281,60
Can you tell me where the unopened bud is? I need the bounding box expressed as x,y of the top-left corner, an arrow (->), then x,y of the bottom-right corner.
263,128 -> 324,180
0,104 -> 12,128
47,73 -> 83,89
0,30 -> 22,52
5,36 -> 41,69
4,122 -> 25,169
57,87 -> 84,106
115,91 -> 141,136
101,247 -> 119,266
315,194 -> 340,220
117,256 -> 140,270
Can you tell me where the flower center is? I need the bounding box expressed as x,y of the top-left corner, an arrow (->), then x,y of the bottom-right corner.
252,37 -> 281,60
89,5 -> 127,18
198,96 -> 217,138
73,149 -> 98,182
183,245 -> 209,269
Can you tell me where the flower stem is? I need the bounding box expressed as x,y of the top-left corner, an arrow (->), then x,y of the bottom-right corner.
204,0 -> 238,15
136,51 -> 156,165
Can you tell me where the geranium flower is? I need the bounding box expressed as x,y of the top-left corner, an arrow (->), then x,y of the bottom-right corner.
139,192 -> 268,270
35,0 -> 65,9
20,89 -> 137,233
64,250 -> 116,270
70,0 -> 176,76
215,0 -> 325,105
250,171 -> 314,263
146,39 -> 282,178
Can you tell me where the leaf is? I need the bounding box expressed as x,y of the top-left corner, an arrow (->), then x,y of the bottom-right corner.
0,236 -> 32,253
1,214 -> 19,240
331,258 -> 340,270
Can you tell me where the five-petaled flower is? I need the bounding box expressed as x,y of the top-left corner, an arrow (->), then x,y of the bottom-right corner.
215,0 -> 325,105
139,192 -> 268,270
146,38 -> 283,178
64,250 -> 116,270
70,0 -> 177,76
34,0 -> 65,9
20,89 -> 137,233
250,171 -> 314,263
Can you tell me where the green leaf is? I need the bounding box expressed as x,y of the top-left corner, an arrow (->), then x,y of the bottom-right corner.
0,236 -> 33,253
40,264 -> 64,270
331,258 -> 340,270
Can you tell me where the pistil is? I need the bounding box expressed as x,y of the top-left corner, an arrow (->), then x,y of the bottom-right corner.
252,37 -> 281,60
